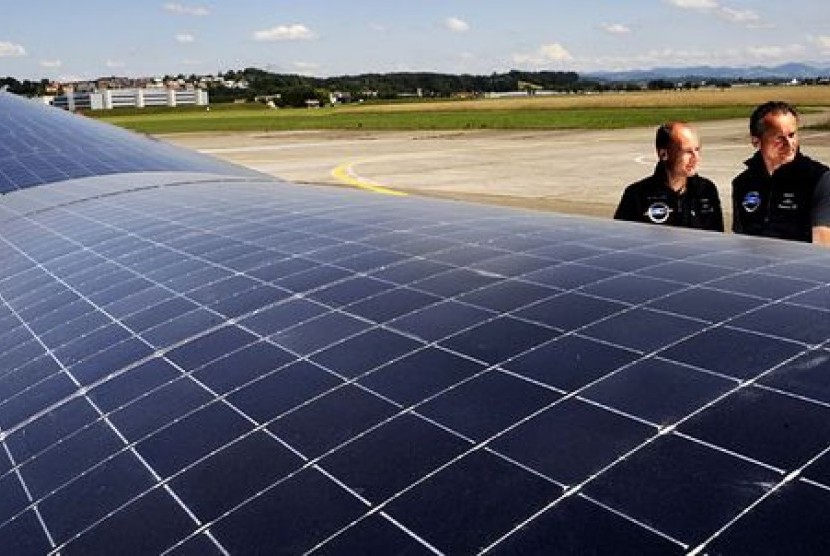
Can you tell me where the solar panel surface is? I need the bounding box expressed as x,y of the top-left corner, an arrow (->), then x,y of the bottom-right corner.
1,92 -> 830,554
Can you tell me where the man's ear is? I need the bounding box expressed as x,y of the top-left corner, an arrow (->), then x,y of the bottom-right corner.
751,136 -> 760,148
657,148 -> 668,161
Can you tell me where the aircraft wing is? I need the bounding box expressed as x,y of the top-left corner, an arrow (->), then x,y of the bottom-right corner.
1,91 -> 830,555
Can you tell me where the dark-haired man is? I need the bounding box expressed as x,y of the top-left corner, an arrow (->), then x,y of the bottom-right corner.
732,101 -> 830,245
614,122 -> 723,231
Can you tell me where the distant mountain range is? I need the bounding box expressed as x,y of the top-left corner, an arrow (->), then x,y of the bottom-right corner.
585,63 -> 830,82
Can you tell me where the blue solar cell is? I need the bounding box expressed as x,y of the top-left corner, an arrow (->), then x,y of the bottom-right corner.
310,328 -> 422,378
705,480 -> 830,555
227,360 -> 343,423
581,308 -> 705,353
730,303 -> 830,345
312,514 -> 436,556
138,401 -> 253,477
440,315 -> 559,364
662,326 -> 804,379
62,487 -> 199,554
388,298 -> 495,342
71,337 -> 155,385
581,357 -> 735,425
492,398 -> 654,485
585,434 -> 780,546
384,449 -> 563,554
679,386 -> 830,470
193,340 -> 294,394
524,262 -> 616,289
0,510 -> 54,555
171,430 -> 304,521
760,349 -> 830,404
321,413 -> 470,503
4,397 -> 101,460
20,419 -> 124,499
346,287 -> 442,323
582,274 -> 686,304
456,279 -> 558,312
122,297 -> 200,332
504,335 -> 640,392
491,494 -> 685,555
0,475 -> 31,538
210,468 -> 367,554
647,286 -> 759,323
418,370 -> 561,441
308,275 -> 394,307
270,311 -> 370,355
707,272 -> 818,300
109,377 -> 214,441
267,384 -> 398,458
39,451 -> 157,546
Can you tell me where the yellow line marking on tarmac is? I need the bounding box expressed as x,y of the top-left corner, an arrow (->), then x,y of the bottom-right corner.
331,162 -> 408,196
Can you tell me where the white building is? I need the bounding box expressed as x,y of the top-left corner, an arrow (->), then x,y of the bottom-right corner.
51,87 -> 209,111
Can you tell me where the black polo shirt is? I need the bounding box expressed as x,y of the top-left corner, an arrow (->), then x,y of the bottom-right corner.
732,152 -> 829,242
614,164 -> 724,231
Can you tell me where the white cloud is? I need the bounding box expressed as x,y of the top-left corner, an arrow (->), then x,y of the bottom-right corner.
816,36 -> 830,49
713,7 -> 768,27
0,41 -> 26,57
163,3 -> 209,16
369,23 -> 387,33
601,23 -> 631,35
293,61 -> 320,73
445,17 -> 470,33
106,59 -> 126,68
668,0 -> 718,10
576,42 -> 813,72
176,33 -> 195,44
253,24 -> 316,42
539,43 -> 573,61
513,43 -> 573,66
716,7 -> 758,23
182,58 -> 202,66
667,0 -> 718,8
666,0 -> 767,28
40,59 -> 62,68
746,44 -> 806,59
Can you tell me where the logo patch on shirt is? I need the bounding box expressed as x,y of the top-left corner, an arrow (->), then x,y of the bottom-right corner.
777,192 -> 799,211
742,191 -> 761,213
646,202 -> 671,224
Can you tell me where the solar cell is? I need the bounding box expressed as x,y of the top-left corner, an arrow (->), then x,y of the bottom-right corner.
2,91 -> 830,553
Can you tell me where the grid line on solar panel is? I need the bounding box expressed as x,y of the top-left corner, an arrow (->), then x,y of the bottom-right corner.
3,198 -> 828,346
4,188 -> 824,404
4,164 -> 830,548
4,242 -> 312,552
0,317 -> 217,553
0,235 -> 648,552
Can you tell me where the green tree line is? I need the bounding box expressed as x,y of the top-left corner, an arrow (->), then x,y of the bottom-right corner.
213,68 -> 584,105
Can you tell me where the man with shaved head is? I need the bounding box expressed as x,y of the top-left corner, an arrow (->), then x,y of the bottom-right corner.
614,122 -> 724,231
732,101 -> 830,245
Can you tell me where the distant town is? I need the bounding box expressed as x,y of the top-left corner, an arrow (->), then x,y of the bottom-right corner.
2,64 -> 829,111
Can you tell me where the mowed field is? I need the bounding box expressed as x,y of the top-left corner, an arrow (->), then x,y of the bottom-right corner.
96,85 -> 830,134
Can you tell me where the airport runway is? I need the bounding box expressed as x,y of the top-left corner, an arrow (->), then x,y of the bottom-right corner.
163,112 -> 830,227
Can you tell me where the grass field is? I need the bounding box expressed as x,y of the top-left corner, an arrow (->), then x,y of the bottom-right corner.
92,85 -> 830,134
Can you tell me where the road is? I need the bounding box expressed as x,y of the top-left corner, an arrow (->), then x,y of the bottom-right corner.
162,112 -> 830,227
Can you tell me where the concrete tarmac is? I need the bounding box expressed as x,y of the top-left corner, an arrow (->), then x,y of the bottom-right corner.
163,111 -> 830,228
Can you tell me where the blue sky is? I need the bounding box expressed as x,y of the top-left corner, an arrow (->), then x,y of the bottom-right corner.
2,1 -> 830,80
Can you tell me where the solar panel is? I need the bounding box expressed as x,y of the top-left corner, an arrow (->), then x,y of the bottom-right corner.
0,94 -> 260,193
2,91 -> 830,554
